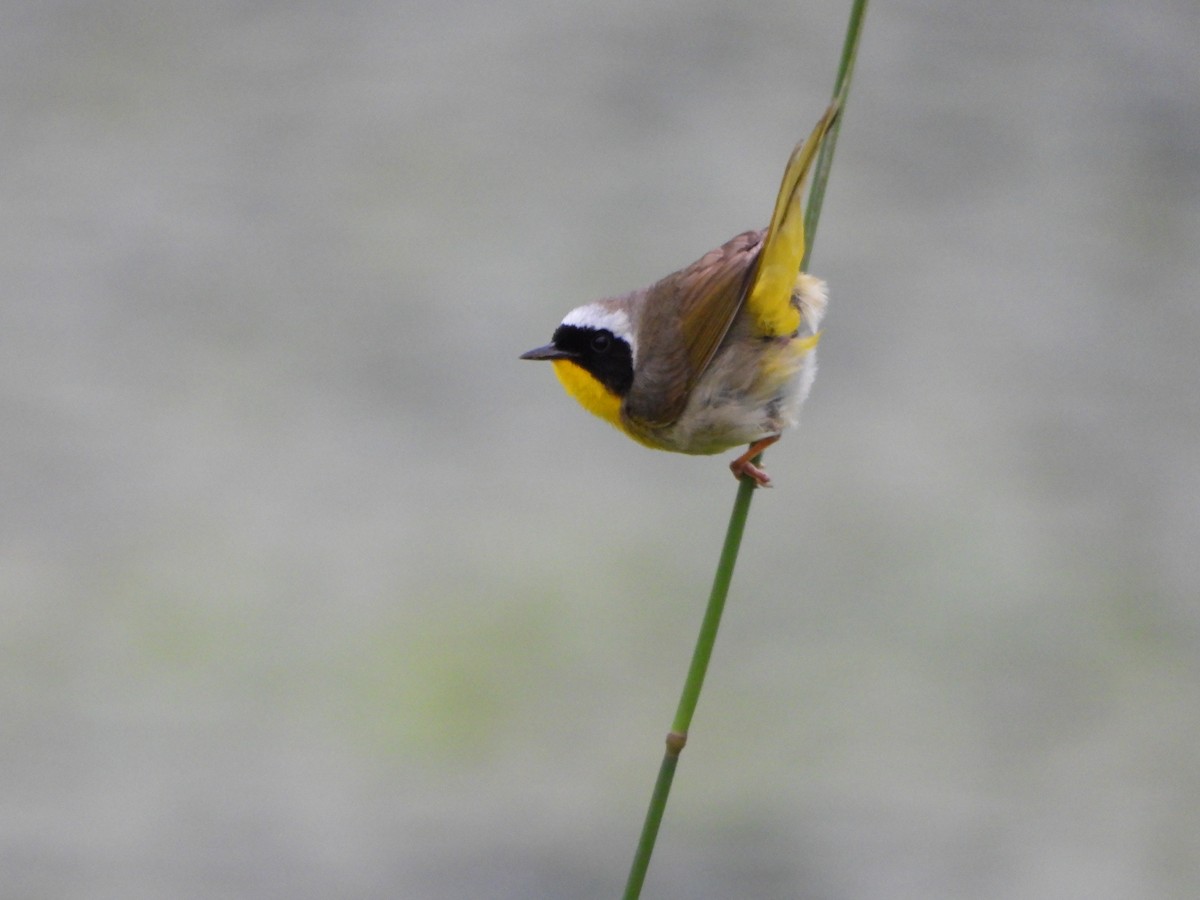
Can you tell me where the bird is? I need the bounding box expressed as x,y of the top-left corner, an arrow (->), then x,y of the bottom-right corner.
521,104 -> 838,488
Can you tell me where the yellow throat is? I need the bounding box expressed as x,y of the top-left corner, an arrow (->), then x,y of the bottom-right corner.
551,359 -> 623,428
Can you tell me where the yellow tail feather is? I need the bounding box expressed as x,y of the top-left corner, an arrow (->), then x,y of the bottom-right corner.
746,103 -> 839,337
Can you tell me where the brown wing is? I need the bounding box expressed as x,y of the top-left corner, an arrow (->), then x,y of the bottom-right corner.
623,231 -> 763,428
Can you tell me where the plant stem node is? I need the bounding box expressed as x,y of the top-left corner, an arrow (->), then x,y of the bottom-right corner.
665,731 -> 688,756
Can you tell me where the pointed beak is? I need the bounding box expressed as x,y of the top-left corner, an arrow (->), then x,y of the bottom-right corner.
520,343 -> 574,361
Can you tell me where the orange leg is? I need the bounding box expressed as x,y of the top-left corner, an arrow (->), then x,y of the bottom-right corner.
729,435 -> 781,487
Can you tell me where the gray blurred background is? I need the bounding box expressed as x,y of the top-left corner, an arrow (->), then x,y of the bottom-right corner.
3,1 -> 1198,897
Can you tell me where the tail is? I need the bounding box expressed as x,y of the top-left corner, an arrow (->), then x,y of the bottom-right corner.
745,102 -> 840,337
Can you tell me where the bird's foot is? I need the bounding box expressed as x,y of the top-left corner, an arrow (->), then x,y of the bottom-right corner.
729,435 -> 781,488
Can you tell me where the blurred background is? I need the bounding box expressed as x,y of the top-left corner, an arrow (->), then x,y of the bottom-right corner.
3,0 -> 1198,897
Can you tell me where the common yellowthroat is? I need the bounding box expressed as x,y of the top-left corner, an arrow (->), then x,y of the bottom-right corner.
521,104 -> 837,487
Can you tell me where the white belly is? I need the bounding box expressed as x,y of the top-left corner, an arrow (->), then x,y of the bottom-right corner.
656,335 -> 819,455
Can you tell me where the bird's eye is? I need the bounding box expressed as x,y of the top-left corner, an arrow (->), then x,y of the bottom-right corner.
590,332 -> 611,353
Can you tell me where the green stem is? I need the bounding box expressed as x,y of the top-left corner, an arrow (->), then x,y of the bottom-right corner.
622,3 -> 868,897
804,0 -> 867,269
622,475 -> 757,900
670,474 -> 757,736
